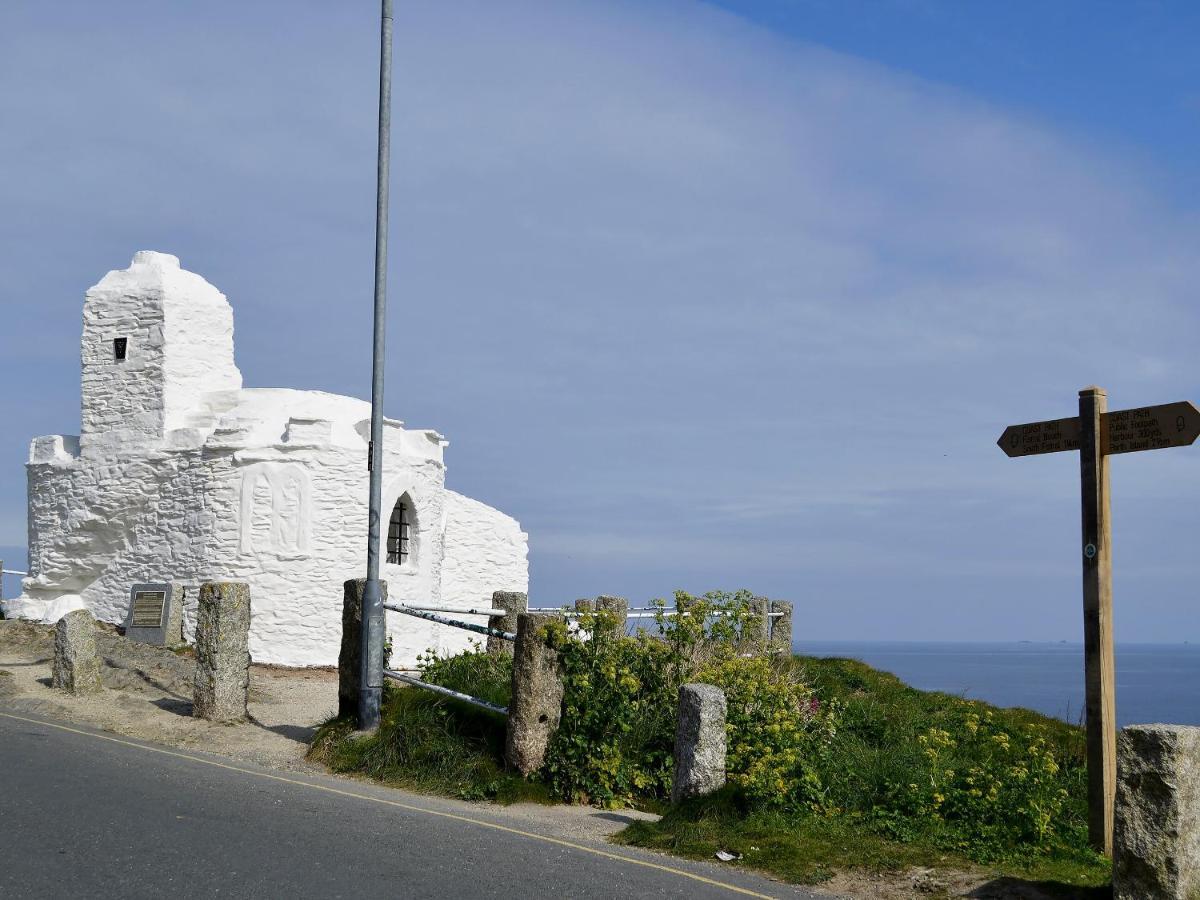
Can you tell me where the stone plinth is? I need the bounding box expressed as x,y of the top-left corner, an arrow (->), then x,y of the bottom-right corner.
505,613 -> 563,775
52,609 -> 103,694
488,591 -> 527,656
192,582 -> 251,723
1114,724 -> 1200,899
672,683 -> 726,803
769,600 -> 793,654
338,579 -> 388,719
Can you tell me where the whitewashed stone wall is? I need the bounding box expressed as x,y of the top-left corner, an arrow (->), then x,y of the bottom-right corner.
7,252 -> 530,668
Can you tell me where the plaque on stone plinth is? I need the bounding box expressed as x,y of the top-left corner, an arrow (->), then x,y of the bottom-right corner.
124,582 -> 184,647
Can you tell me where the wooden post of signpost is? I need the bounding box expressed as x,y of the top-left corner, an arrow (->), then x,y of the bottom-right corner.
998,389 -> 1200,856
1078,387 -> 1116,856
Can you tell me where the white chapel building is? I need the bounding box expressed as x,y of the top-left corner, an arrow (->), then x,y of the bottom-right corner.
4,251 -> 529,667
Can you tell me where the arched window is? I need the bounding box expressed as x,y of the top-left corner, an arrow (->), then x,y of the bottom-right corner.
386,496 -> 411,565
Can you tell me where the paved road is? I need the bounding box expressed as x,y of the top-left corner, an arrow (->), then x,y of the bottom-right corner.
0,712 -> 815,899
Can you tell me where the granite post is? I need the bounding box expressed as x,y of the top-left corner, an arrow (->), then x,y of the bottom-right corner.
52,609 -> 103,694
768,600 -> 793,655
744,596 -> 770,652
505,613 -> 563,775
1113,724 -> 1200,899
192,582 -> 251,723
594,595 -> 628,641
488,591 -> 527,656
339,579 -> 388,719
672,683 -> 727,803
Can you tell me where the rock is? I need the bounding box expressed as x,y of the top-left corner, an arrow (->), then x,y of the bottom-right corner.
192,582 -> 251,723
52,608 -> 103,694
505,613 -> 563,775
1113,723 -> 1200,900
487,591 -> 527,656
672,683 -> 726,803
338,579 -> 388,719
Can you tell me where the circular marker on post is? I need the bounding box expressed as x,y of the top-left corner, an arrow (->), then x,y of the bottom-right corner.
1084,543 -> 1097,559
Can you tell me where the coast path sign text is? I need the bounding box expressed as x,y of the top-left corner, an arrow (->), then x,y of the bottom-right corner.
998,401 -> 1200,458
997,389 -> 1200,858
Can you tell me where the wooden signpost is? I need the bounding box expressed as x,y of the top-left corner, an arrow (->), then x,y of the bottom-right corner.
998,388 -> 1200,855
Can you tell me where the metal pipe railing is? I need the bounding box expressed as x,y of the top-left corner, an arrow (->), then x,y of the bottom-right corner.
2,569 -> 28,577
404,605 -> 506,617
383,669 -> 508,715
384,603 -> 516,642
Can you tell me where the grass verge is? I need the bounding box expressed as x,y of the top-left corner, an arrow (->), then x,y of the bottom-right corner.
308,650 -> 1112,893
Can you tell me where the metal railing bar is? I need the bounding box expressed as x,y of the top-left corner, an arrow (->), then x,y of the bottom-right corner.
2,569 -> 28,577
383,669 -> 508,715
383,603 -> 516,642
404,605 -> 506,617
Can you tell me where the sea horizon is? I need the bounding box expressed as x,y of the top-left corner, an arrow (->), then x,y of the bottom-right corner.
793,639 -> 1200,728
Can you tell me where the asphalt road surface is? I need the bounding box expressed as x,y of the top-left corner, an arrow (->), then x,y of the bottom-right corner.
0,712 -> 817,899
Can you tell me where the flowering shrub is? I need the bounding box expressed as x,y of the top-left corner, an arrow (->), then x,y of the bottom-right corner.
538,590 -> 837,810
541,610 -> 677,806
881,710 -> 1075,857
698,653 -> 838,810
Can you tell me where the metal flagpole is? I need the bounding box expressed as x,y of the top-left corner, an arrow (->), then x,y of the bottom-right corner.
358,0 -> 394,732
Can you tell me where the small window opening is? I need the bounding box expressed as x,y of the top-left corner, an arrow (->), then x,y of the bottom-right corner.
386,497 -> 411,565
113,337 -> 128,361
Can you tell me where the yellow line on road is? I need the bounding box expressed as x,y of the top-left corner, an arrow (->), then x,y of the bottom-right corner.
0,711 -> 777,899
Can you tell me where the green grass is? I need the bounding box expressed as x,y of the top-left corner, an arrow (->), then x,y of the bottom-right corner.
617,654 -> 1111,892
309,681 -> 550,803
307,651 -> 549,804
618,790 -> 1109,893
308,651 -> 1112,892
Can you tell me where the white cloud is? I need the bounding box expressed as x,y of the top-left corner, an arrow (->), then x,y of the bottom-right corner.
1,0 -> 1198,637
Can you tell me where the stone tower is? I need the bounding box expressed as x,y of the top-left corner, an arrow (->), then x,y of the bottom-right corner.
79,251 -> 242,456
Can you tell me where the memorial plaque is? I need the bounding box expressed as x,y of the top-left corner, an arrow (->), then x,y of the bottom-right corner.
123,582 -> 185,647
131,591 -> 166,628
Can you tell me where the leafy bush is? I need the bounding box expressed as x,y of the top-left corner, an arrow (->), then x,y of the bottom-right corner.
539,590 -> 838,810
877,711 -> 1074,857
698,653 -> 838,811
541,610 -> 677,806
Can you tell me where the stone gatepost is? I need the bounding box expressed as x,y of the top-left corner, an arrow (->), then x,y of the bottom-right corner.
744,597 -> 770,652
672,683 -> 726,803
338,579 -> 389,719
769,600 -> 793,655
52,609 -> 103,695
192,582 -> 251,724
1113,724 -> 1200,899
505,613 -> 563,775
488,591 -> 527,657
594,595 -> 628,641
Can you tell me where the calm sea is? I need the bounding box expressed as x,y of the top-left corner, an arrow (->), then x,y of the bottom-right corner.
794,641 -> 1200,728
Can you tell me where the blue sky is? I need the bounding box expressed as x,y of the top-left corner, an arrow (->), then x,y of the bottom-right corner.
2,1 -> 1198,641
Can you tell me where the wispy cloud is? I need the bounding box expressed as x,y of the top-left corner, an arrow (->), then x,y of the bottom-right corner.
1,0 -> 1197,639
